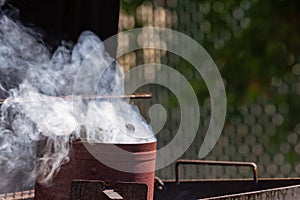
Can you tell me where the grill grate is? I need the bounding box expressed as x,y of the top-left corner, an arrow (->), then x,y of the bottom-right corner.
0,190 -> 34,200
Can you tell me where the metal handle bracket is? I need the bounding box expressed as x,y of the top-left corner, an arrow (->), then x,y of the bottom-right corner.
175,159 -> 258,185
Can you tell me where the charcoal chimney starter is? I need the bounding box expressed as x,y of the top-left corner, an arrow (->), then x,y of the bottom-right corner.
35,140 -> 157,200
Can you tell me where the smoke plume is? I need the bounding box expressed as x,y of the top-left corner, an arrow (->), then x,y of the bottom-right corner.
0,0 -> 6,7
0,11 -> 155,192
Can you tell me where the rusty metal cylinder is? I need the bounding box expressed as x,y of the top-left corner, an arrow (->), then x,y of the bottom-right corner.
35,140 -> 157,200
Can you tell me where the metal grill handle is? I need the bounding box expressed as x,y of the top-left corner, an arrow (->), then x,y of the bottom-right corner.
175,159 -> 258,185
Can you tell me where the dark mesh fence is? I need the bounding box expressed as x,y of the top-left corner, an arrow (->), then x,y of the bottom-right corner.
118,0 -> 300,180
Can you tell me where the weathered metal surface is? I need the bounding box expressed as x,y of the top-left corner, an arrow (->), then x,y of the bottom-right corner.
209,183 -> 300,200
175,160 -> 258,185
154,179 -> 300,200
70,180 -> 147,200
0,190 -> 34,200
154,179 -> 257,200
35,140 -> 156,200
154,159 -> 300,199
71,180 -> 105,200
4,176 -> 300,199
115,182 -> 148,200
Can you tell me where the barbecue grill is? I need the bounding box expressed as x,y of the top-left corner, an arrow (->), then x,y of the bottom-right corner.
154,160 -> 300,199
3,159 -> 300,199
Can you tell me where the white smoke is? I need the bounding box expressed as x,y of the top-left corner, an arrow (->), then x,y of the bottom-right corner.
0,12 -> 155,192
0,0 -> 6,8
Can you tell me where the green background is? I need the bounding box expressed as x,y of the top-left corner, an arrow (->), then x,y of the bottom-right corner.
118,0 -> 300,180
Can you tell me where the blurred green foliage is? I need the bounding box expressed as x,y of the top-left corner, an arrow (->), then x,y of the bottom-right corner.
120,0 -> 300,178
214,0 -> 300,103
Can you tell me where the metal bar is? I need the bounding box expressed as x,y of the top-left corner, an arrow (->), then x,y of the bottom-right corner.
175,159 -> 258,185
154,177 -> 165,191
0,93 -> 152,104
208,183 -> 300,200
0,190 -> 35,200
102,190 -> 123,200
